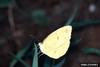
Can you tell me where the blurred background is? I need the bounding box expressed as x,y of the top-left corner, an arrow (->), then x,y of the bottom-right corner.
0,0 -> 100,67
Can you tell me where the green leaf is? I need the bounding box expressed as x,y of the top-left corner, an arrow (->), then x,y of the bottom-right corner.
9,52 -> 30,67
82,48 -> 100,56
71,20 -> 100,29
65,4 -> 79,25
10,45 -> 31,67
65,0 -> 83,25
32,9 -> 50,26
32,43 -> 38,67
0,0 -> 12,7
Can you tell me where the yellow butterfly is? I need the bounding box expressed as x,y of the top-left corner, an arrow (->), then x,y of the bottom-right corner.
39,25 -> 72,59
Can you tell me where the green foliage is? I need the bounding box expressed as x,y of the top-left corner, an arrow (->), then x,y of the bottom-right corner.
9,52 -> 30,67
9,44 -> 31,67
9,39 -> 35,67
65,3 -> 79,25
0,0 -> 12,7
71,20 -> 100,29
9,41 -> 39,67
82,48 -> 100,56
32,44 -> 38,67
32,9 -> 51,26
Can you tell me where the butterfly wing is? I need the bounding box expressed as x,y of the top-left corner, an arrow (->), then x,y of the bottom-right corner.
39,25 -> 72,59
